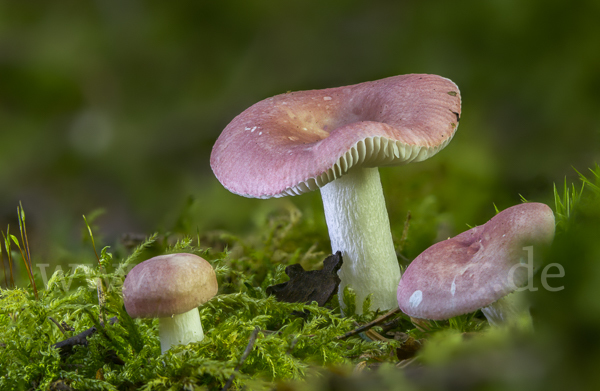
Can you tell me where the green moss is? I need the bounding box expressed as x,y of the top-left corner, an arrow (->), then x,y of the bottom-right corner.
2,165 -> 599,390
0,215 -> 395,390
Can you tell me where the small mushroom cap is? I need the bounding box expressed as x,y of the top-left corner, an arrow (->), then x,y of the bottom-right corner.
123,253 -> 218,319
211,74 -> 461,198
397,203 -> 555,320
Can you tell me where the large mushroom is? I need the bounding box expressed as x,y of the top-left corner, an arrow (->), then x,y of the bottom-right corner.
211,74 -> 461,313
123,253 -> 218,353
397,203 -> 556,325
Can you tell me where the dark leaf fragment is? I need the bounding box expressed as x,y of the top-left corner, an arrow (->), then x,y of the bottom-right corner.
52,316 -> 118,357
266,251 -> 343,306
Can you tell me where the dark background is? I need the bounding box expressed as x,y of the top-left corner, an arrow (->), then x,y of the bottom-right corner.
1,0 -> 599,263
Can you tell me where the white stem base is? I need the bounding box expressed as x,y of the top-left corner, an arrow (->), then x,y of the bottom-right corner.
481,292 -> 532,328
320,167 -> 401,314
159,307 -> 204,353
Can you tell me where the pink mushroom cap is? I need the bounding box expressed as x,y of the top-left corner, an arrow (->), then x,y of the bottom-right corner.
211,74 -> 461,198
123,253 -> 218,319
397,203 -> 555,320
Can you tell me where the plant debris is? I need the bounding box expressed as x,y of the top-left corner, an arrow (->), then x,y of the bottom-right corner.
266,251 -> 343,306
52,316 -> 118,357
337,308 -> 401,340
221,327 -> 260,391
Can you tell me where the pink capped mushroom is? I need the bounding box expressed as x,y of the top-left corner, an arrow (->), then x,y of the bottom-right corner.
123,253 -> 218,353
397,203 -> 556,325
211,74 -> 461,313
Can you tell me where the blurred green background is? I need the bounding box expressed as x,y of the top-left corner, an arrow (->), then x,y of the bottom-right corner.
1,0 -> 599,262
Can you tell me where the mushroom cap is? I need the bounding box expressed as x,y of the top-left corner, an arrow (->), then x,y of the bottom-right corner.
397,203 -> 555,320
211,74 -> 461,198
123,253 -> 218,319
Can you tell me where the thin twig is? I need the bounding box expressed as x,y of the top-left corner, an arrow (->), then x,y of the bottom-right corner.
48,317 -> 67,336
52,316 -> 118,357
380,317 -> 403,334
396,356 -> 418,369
336,308 -> 401,340
222,327 -> 260,391
351,321 -> 388,341
13,239 -> 33,288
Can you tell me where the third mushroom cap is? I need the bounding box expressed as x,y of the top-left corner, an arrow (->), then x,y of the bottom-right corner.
211,74 -> 461,313
397,203 -> 556,324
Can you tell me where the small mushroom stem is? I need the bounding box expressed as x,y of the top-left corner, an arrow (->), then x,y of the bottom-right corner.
158,307 -> 204,353
320,167 -> 401,314
481,291 -> 532,328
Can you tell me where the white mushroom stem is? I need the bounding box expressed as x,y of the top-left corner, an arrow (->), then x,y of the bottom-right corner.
320,167 -> 401,314
158,307 -> 204,353
481,291 -> 532,328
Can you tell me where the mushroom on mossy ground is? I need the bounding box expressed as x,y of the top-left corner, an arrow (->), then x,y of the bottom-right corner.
211,74 -> 462,314
397,203 -> 555,326
123,253 -> 218,353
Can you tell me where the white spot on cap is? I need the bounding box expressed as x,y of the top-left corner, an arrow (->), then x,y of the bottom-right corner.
251,126 -> 257,132
409,290 -> 423,308
259,131 -> 263,135
245,127 -> 251,130
323,96 -> 332,101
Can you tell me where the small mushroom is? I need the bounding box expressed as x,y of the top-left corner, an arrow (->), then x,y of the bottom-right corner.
211,74 -> 461,313
396,203 -> 555,325
123,253 -> 218,353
